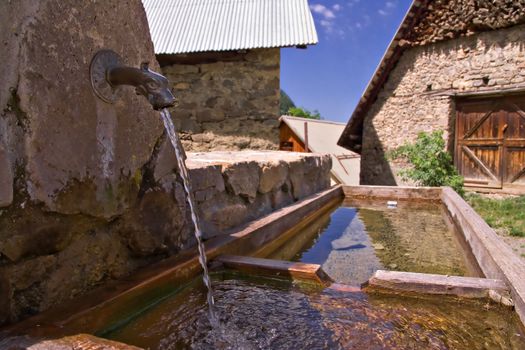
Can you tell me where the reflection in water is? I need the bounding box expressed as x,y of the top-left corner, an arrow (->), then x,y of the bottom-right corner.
269,200 -> 479,285
107,275 -> 525,350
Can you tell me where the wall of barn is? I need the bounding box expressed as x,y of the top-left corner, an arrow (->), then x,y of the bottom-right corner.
161,48 -> 280,152
360,24 -> 525,185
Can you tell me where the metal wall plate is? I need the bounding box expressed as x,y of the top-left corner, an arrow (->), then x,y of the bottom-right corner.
90,50 -> 123,103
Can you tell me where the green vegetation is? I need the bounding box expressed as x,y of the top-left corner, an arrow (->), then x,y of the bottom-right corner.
286,106 -> 322,120
280,89 -> 296,116
466,194 -> 525,237
389,130 -> 464,196
280,90 -> 322,120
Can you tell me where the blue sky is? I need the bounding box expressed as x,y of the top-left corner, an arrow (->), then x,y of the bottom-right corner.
281,0 -> 412,123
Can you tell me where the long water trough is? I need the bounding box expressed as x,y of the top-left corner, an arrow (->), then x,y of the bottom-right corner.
2,185 -> 525,349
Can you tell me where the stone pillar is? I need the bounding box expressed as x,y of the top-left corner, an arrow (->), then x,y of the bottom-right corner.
0,0 -> 191,325
0,0 -> 164,218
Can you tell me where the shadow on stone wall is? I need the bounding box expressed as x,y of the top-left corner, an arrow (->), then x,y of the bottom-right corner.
360,118 -> 397,186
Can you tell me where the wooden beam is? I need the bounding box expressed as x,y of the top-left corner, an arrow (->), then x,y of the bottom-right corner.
215,255 -> 333,285
304,121 -> 309,152
463,108 -> 495,139
441,187 -> 525,324
461,146 -> 500,182
365,270 -> 510,302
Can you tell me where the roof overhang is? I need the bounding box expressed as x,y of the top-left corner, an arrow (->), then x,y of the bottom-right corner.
337,0 -> 427,154
142,0 -> 318,55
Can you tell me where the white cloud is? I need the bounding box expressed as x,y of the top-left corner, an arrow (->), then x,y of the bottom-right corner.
310,4 -> 336,19
332,4 -> 342,11
386,1 -> 396,8
320,19 -> 332,28
379,1 -> 397,16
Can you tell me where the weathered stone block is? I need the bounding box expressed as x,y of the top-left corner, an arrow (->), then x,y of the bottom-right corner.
174,82 -> 191,90
0,0 -> 164,218
118,187 -> 189,257
39,231 -> 134,312
196,109 -> 226,123
7,255 -> 57,291
197,193 -> 248,237
0,224 -> 74,263
258,161 -> 288,194
271,186 -> 295,209
189,164 -> 225,192
223,161 -> 261,203
0,145 -> 13,207
0,269 -> 10,325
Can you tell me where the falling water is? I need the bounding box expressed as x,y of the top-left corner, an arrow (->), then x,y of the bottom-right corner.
160,108 -> 218,325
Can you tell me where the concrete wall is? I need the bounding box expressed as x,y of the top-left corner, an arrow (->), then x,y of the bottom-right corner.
360,24 -> 525,185
161,49 -> 280,152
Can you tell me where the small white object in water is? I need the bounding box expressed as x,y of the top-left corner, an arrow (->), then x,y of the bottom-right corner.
387,200 -> 397,208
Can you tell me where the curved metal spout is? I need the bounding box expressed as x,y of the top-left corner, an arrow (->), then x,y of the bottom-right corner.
90,50 -> 175,110
107,62 -> 175,110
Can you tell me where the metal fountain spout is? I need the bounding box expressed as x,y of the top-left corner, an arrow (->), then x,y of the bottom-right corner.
90,49 -> 175,110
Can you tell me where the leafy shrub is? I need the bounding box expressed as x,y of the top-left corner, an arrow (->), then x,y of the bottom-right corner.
388,130 -> 464,196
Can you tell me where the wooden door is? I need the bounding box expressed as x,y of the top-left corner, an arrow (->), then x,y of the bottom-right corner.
456,94 -> 525,191
501,95 -> 525,189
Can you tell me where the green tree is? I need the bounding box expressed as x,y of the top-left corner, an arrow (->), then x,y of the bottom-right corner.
280,89 -> 296,116
287,107 -> 322,120
389,130 -> 464,196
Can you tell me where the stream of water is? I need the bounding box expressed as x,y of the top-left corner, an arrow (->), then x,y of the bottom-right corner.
160,109 -> 218,325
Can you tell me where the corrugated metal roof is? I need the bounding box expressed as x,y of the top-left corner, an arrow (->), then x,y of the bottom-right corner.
280,116 -> 360,185
142,0 -> 318,54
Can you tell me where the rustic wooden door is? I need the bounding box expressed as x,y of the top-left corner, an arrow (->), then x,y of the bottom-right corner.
456,94 -> 525,191
501,95 -> 525,190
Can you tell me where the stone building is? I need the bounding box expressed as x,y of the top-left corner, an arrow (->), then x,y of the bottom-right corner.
338,0 -> 525,193
142,0 -> 318,152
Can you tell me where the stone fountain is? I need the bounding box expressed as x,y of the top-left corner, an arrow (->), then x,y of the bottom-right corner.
0,0 -> 331,328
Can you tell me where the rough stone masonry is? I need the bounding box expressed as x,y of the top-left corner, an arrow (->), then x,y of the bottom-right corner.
360,23 -> 525,185
162,49 -> 281,152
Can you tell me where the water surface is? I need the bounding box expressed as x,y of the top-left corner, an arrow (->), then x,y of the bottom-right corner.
106,273 -> 525,350
267,199 -> 480,284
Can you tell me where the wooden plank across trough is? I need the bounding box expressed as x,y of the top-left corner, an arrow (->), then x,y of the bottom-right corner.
215,255 -> 333,286
366,270 -> 511,304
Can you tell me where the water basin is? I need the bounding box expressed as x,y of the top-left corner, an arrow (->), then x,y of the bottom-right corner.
265,199 -> 481,285
105,272 -> 525,350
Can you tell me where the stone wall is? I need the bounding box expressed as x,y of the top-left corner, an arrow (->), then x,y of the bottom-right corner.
0,1 -> 331,326
360,24 -> 525,185
186,151 -> 332,238
161,49 -> 281,152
